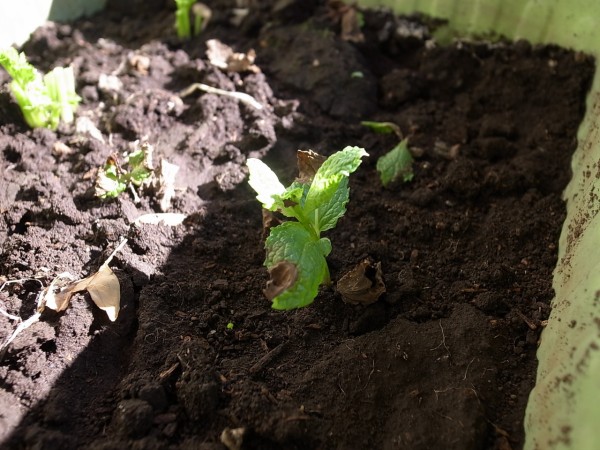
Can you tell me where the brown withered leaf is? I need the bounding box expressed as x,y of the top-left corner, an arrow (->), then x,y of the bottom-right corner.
337,259 -> 385,305
297,150 -> 327,184
43,265 -> 120,321
328,1 -> 364,43
340,5 -> 364,42
261,209 -> 281,238
40,240 -> 126,321
206,39 -> 260,73
264,261 -> 298,301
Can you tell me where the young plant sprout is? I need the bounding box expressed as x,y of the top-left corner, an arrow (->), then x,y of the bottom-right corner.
247,146 -> 368,310
95,145 -> 154,199
174,0 -> 211,39
362,121 -> 414,186
0,47 -> 80,130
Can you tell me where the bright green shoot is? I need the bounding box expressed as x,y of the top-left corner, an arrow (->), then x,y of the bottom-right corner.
362,121 -> 414,187
174,0 -> 194,39
174,0 -> 209,39
0,47 -> 80,130
247,146 -> 368,310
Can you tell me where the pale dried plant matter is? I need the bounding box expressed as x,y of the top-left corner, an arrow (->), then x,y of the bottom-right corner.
0,239 -> 127,356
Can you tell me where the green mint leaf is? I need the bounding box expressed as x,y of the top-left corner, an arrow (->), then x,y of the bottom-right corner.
304,146 -> 368,234
246,159 -> 306,221
361,121 -> 402,138
126,149 -> 153,186
247,158 -> 286,210
265,222 -> 329,310
376,138 -> 414,187
95,163 -> 128,199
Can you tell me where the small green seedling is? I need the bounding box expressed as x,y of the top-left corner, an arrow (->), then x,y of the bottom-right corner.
0,47 -> 80,130
95,146 -> 153,199
174,0 -> 210,39
226,322 -> 234,330
247,146 -> 368,310
362,121 -> 414,187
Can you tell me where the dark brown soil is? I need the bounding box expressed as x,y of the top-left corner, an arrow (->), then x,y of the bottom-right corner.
0,2 -> 594,449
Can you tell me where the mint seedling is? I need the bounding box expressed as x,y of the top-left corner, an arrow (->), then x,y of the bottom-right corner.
0,47 -> 80,130
247,146 -> 368,310
362,121 -> 414,187
95,145 -> 153,199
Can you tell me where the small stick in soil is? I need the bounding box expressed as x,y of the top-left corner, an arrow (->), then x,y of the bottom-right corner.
249,341 -> 290,374
516,310 -> 538,330
178,82 -> 263,110
0,312 -> 42,360
0,279 -> 45,359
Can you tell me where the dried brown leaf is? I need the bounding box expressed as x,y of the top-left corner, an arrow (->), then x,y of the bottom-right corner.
337,259 -> 385,305
46,264 -> 121,321
296,150 -> 326,184
328,1 -> 364,43
340,6 -> 364,43
261,209 -> 281,238
264,261 -> 298,301
206,39 -> 260,73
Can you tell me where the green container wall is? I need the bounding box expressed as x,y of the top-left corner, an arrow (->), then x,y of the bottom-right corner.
357,1 -> 600,449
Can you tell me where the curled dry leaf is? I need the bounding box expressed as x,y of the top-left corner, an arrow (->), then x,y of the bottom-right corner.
76,116 -> 104,143
328,1 -> 364,43
337,258 -> 386,305
42,264 -> 120,321
206,39 -> 260,73
264,261 -> 298,301
52,141 -> 74,157
127,52 -> 150,75
220,427 -> 245,450
39,240 -> 126,321
297,149 -> 327,184
261,209 -> 281,238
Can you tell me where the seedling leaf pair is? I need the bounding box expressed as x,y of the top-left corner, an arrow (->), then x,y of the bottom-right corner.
247,146 -> 367,309
0,47 -> 80,130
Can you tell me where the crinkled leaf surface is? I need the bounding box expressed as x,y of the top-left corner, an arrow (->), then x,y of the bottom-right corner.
265,222 -> 329,309
304,146 -> 368,233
